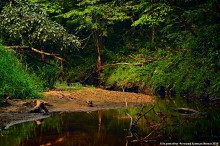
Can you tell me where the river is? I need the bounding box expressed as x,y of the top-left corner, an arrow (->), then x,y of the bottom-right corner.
0,97 -> 219,146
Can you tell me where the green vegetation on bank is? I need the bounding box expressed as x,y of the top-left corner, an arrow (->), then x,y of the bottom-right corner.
0,0 -> 219,99
0,44 -> 42,99
103,48 -> 220,97
55,81 -> 95,91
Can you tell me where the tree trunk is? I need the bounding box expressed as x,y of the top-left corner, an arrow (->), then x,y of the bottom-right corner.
93,31 -> 103,84
151,0 -> 155,44
96,39 -> 102,73
41,49 -> 45,61
152,24 -> 155,44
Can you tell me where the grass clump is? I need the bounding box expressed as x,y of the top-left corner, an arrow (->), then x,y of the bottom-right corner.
0,44 -> 43,99
55,81 -> 95,90
103,66 -> 143,88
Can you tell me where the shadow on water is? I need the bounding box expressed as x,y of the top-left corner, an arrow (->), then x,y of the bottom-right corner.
0,97 -> 220,146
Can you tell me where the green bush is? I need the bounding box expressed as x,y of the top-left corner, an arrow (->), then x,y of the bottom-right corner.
34,65 -> 60,89
0,44 -> 43,99
150,52 -> 213,96
102,48 -> 220,97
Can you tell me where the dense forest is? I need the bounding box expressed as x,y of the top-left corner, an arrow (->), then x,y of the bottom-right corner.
0,0 -> 220,100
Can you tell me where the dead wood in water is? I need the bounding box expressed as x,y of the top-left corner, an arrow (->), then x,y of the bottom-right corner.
174,108 -> 199,115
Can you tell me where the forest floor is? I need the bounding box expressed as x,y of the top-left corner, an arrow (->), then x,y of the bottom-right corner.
0,88 -> 153,129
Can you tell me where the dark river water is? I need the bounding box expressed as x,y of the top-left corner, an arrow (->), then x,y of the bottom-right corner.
0,97 -> 220,146
1,110 -> 142,146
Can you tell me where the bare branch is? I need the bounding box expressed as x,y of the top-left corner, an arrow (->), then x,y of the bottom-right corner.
101,58 -> 157,69
5,46 -> 64,61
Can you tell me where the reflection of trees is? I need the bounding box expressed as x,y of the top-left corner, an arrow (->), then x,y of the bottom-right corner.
97,110 -> 102,140
0,122 -> 36,146
125,99 -> 220,145
22,111 -> 132,146
0,114 -> 63,146
0,110 -> 132,146
40,114 -> 62,133
2,104 -> 217,146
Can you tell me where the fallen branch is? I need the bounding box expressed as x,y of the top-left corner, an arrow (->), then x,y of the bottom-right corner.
133,105 -> 155,125
101,58 -> 157,69
5,46 -> 63,61
126,105 -> 155,142
128,55 -> 143,61
26,53 -> 58,67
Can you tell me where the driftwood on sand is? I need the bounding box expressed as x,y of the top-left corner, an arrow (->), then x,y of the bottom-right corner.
29,100 -> 52,114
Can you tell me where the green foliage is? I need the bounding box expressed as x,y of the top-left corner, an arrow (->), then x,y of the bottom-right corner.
55,81 -> 94,90
34,65 -> 60,89
103,66 -> 142,88
61,0 -> 130,34
29,0 -> 63,15
66,56 -> 96,83
0,44 -> 42,99
149,51 -> 214,96
0,0 -> 219,98
0,1 -> 80,91
67,82 -> 84,89
103,47 -> 220,97
0,1 -> 80,52
131,1 -> 172,27
0,122 -> 36,146
101,0 -> 220,97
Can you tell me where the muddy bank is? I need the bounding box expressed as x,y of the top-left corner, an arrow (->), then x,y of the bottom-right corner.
0,88 -> 153,129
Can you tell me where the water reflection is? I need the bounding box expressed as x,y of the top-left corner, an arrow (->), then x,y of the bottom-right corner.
123,98 -> 220,144
22,110 -> 143,146
0,110 -> 142,146
0,97 -> 219,146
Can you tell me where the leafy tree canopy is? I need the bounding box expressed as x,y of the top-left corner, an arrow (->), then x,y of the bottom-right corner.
58,0 -> 131,37
0,1 -> 80,53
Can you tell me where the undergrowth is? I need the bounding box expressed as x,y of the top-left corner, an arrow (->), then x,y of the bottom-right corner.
55,81 -> 95,90
0,44 -> 43,99
34,64 -> 60,89
102,48 -> 220,97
